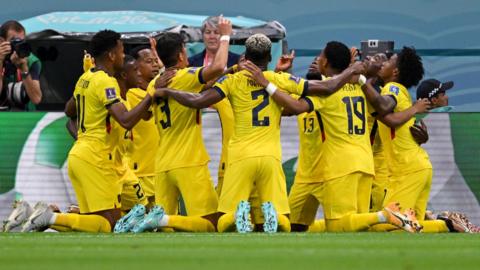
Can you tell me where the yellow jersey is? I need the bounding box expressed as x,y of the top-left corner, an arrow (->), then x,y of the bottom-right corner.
126,88 -> 159,177
106,98 -> 136,180
68,69 -> 120,167
147,67 -> 209,172
306,83 -> 374,181
295,108 -> 325,183
213,70 -> 307,163
378,82 -> 432,176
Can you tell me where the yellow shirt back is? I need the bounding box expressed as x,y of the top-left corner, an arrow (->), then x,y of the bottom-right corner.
213,70 -> 307,164
147,67 -> 209,172
127,88 -> 159,176
69,69 -> 120,167
306,83 -> 374,181
378,82 -> 432,176
295,108 -> 325,183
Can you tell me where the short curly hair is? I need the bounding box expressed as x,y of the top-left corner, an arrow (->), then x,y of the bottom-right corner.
89,30 -> 121,58
245,33 -> 271,64
397,46 -> 424,89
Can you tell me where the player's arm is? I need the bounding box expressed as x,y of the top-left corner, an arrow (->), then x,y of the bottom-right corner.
108,95 -> 153,130
199,16 -> 233,82
157,87 -> 223,109
66,118 -> 78,140
242,61 -> 311,115
307,61 -> 365,96
361,77 -> 396,116
378,98 -> 431,128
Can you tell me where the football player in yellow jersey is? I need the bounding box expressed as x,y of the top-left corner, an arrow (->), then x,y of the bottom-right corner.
126,46 -> 161,207
152,34 -> 366,233
132,16 -> 233,233
22,30 -> 155,233
242,41 -> 419,233
360,47 -> 451,233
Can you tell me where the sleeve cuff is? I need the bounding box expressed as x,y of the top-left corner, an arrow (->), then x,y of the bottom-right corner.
301,81 -> 309,97
302,96 -> 314,112
213,86 -> 226,99
198,67 -> 206,84
105,99 -> 120,109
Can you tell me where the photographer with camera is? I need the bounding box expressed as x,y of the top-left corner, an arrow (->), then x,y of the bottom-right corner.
0,20 -> 42,111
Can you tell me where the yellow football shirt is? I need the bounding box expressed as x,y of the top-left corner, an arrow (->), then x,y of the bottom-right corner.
378,82 -> 432,176
147,67 -> 209,172
68,69 -> 120,166
306,83 -> 374,181
295,108 -> 325,183
213,70 -> 307,163
107,98 -> 135,179
126,88 -> 159,177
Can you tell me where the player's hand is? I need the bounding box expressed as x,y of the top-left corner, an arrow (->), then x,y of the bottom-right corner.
413,98 -> 431,114
275,50 -> 295,72
350,47 -> 359,64
349,61 -> 366,75
0,41 -> 11,62
149,37 -> 164,68
410,119 -> 429,145
241,60 -> 269,87
155,69 -> 176,89
217,15 -> 232,36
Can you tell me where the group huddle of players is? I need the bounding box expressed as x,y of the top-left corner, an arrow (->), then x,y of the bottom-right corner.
4,15 -> 479,234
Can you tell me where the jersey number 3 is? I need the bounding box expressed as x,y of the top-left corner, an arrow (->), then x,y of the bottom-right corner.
342,96 -> 365,135
251,89 -> 270,126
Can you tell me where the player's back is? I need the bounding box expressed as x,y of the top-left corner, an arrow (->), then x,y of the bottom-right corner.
295,109 -> 325,182
378,82 -> 432,176
213,70 -> 306,164
69,69 -> 120,167
148,67 -> 209,172
307,83 -> 374,180
127,88 -> 159,176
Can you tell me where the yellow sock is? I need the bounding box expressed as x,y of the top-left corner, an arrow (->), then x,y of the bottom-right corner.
50,225 -> 72,232
307,219 -> 326,232
326,213 -> 380,232
166,215 -> 215,232
277,214 -> 291,232
54,213 -> 111,232
420,220 -> 449,233
217,213 -> 236,232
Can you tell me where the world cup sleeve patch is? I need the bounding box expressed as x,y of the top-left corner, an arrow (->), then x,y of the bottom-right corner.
289,75 -> 301,84
188,67 -> 198,74
389,85 -> 399,95
105,88 -> 117,99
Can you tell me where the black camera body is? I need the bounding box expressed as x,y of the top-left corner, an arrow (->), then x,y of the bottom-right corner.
359,40 -> 394,61
10,38 -> 31,58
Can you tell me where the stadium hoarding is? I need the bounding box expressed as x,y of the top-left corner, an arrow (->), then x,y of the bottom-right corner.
1,112 -> 480,224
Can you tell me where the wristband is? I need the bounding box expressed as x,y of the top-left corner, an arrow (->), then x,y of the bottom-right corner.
266,82 -> 277,96
220,35 -> 230,42
358,75 -> 367,86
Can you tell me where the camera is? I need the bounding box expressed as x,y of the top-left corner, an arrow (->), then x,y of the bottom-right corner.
10,38 -> 31,58
359,40 -> 394,61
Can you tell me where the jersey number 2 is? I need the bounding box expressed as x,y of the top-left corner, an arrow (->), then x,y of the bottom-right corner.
251,89 -> 270,126
342,96 -> 365,135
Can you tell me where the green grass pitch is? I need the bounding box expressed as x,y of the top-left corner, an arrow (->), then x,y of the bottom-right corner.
1,233 -> 479,270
